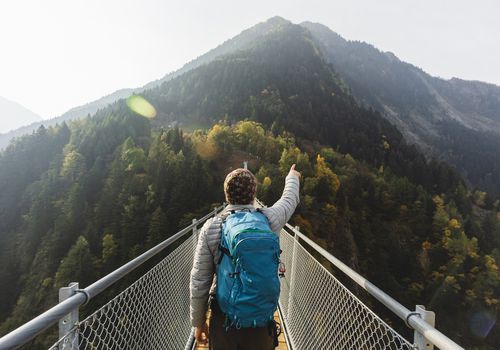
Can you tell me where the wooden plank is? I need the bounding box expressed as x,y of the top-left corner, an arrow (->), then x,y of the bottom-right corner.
274,311 -> 289,350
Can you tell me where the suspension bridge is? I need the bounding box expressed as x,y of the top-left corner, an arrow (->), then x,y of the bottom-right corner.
0,200 -> 464,350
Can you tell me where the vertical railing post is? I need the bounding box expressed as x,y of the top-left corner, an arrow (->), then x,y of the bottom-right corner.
287,226 -> 300,318
414,305 -> 435,350
58,282 -> 79,350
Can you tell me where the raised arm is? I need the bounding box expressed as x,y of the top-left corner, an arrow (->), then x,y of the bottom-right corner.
261,164 -> 301,233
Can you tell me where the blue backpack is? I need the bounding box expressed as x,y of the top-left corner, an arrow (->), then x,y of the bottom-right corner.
216,209 -> 281,328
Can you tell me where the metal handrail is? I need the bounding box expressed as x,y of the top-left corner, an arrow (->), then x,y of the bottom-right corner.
1,197 -> 464,350
0,204 -> 225,350
284,224 -> 464,350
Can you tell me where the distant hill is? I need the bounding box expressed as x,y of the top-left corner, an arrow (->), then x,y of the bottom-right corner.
0,97 -> 42,134
302,21 -> 500,196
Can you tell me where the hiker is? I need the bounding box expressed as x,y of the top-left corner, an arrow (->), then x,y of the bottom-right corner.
190,164 -> 300,349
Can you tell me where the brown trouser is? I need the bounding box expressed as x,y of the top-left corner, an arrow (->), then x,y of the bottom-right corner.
209,298 -> 275,350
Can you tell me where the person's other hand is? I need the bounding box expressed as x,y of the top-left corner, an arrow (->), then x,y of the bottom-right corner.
289,164 -> 301,179
195,323 -> 209,345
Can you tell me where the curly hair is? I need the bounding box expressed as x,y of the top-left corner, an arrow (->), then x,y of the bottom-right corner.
223,168 -> 257,205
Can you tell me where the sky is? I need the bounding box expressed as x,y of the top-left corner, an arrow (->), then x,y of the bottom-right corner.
0,0 -> 499,120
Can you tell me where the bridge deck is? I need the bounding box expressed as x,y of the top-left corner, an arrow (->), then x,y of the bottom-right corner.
195,310 -> 288,349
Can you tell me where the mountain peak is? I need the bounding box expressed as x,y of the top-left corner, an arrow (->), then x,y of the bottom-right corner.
264,16 -> 291,25
0,96 -> 42,134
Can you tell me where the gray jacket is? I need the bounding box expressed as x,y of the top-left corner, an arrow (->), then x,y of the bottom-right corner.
189,174 -> 300,327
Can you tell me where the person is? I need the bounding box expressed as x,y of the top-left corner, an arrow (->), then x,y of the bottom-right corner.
190,164 -> 301,349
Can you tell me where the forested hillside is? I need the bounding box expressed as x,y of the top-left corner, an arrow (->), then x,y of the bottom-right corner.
302,21 -> 500,198
1,117 -> 499,348
0,17 -> 293,150
138,23 -> 463,198
0,19 -> 499,350
0,114 -> 219,348
4,16 -> 499,200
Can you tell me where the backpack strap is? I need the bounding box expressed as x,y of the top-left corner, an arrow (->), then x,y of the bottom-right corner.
217,207 -> 260,264
219,244 -> 231,259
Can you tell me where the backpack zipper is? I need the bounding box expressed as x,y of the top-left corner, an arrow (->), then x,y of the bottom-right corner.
230,229 -> 275,251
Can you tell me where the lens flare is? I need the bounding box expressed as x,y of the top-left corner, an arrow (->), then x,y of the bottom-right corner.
126,95 -> 157,119
470,311 -> 496,338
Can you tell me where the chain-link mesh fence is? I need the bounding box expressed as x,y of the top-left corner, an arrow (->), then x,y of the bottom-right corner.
49,233 -> 197,350
48,216 -> 415,350
278,229 -> 415,350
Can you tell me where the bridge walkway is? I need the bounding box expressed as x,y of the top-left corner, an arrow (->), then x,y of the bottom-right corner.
0,201 -> 464,350
195,310 -> 288,350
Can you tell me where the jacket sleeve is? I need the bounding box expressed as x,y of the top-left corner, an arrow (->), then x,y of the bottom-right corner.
190,219 -> 215,327
261,174 -> 300,233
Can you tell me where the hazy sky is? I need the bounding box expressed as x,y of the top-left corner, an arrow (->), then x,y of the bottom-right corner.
1,0 -> 499,119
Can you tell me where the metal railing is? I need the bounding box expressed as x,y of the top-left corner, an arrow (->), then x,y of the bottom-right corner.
0,198 -> 464,350
277,223 -> 464,350
0,204 -> 225,350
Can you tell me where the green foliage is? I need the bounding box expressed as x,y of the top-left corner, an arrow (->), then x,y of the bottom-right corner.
279,147 -> 311,176
0,114 -> 219,345
102,234 -> 118,265
0,116 -> 498,348
0,21 -> 498,348
54,236 -> 97,289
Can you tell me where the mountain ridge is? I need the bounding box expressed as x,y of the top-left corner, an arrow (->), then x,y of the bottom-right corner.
0,17 -> 294,150
2,17 -> 500,196
0,97 -> 42,134
301,20 -> 500,196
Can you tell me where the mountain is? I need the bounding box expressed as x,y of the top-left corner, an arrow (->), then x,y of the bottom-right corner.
1,19 -> 499,349
135,22 -> 463,197
301,21 -> 500,196
0,97 -> 42,134
3,17 -> 499,199
0,17 -> 293,150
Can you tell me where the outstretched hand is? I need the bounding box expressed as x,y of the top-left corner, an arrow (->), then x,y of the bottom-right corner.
289,164 -> 301,179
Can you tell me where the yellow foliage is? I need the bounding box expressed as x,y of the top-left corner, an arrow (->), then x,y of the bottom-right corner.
421,241 -> 432,250
262,176 -> 272,187
315,154 -> 340,194
468,237 -> 479,259
431,271 -> 444,280
485,297 -> 499,306
485,255 -> 499,272
465,289 -> 477,300
195,138 -> 218,160
433,195 -> 445,209
409,282 -> 424,294
470,266 -> 480,274
473,191 -> 487,207
444,276 -> 461,291
207,124 -> 233,154
448,218 -> 461,230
